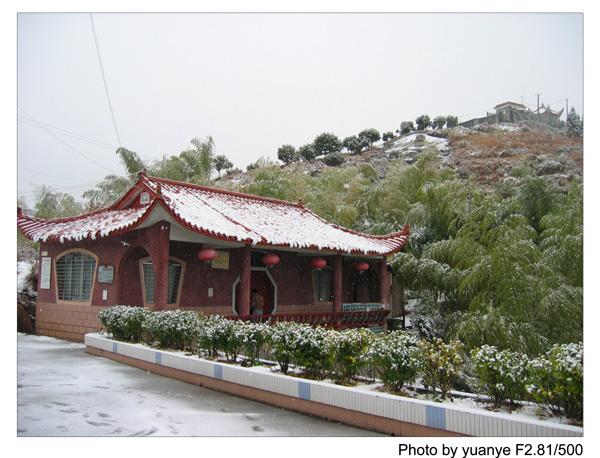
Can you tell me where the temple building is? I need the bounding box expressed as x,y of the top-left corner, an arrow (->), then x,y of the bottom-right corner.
460,100 -> 565,128
17,171 -> 409,341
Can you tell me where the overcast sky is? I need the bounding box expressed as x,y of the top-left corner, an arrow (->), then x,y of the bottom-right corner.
17,13 -> 583,204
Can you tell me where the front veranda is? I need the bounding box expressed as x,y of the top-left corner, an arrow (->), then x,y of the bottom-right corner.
42,219 -> 392,332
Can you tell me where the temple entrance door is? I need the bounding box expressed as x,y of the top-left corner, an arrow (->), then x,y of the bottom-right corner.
234,269 -> 276,315
250,271 -> 274,315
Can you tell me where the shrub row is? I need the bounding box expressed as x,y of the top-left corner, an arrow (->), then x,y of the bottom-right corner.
471,343 -> 583,420
98,306 -> 582,420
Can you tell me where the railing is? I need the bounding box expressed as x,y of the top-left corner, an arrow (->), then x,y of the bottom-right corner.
226,309 -> 390,330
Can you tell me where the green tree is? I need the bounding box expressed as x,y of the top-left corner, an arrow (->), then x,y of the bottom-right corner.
277,144 -> 298,165
33,185 -> 84,219
214,155 -> 234,177
242,166 -> 307,201
446,115 -> 459,128
415,115 -> 431,131
432,116 -> 447,129
342,135 -> 364,155
298,144 -> 317,161
313,132 -> 342,156
382,131 -> 395,142
399,121 -> 415,135
566,107 -> 583,137
358,128 -> 381,146
83,175 -> 133,210
83,138 -> 216,209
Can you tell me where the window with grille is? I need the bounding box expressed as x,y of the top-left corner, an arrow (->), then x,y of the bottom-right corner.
312,268 -> 333,303
141,260 -> 184,304
56,251 -> 97,302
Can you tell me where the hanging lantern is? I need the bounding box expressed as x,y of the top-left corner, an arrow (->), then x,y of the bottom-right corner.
354,261 -> 370,273
262,253 -> 280,268
310,257 -> 327,270
197,248 -> 218,263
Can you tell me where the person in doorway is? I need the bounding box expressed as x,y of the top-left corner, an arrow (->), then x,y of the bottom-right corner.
250,288 -> 264,315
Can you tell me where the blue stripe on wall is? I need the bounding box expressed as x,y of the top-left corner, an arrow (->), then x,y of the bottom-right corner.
298,381 -> 311,401
425,405 -> 446,429
214,364 -> 223,380
112,342 -> 118,353
155,352 -> 162,365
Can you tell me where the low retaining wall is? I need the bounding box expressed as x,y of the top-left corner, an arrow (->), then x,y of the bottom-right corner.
84,333 -> 582,437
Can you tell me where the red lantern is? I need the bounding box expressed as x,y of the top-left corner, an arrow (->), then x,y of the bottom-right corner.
262,253 -> 280,268
310,257 -> 327,270
197,248 -> 217,263
354,261 -> 370,273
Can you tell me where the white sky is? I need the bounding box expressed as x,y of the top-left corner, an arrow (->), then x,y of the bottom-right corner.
17,13 -> 583,204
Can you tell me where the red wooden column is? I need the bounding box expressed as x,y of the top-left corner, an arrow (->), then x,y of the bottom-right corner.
377,258 -> 391,306
149,221 -> 170,310
238,245 -> 252,316
333,254 -> 343,313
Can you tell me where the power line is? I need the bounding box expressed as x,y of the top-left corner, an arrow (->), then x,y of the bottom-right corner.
21,117 -> 116,174
89,13 -> 123,147
17,113 -> 115,149
17,181 -> 105,197
20,166 -> 94,183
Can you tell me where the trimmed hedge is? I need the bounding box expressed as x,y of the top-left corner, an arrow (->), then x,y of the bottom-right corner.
98,305 -> 150,342
98,305 -> 583,419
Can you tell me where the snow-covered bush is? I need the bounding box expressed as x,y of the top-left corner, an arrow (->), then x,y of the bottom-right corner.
267,321 -> 303,373
328,328 -> 373,383
197,314 -> 227,358
367,331 -> 421,392
471,345 -> 529,408
197,315 -> 243,362
142,309 -> 203,351
419,338 -> 464,399
527,342 -> 583,421
238,322 -> 270,366
98,305 -> 151,342
289,324 -> 332,378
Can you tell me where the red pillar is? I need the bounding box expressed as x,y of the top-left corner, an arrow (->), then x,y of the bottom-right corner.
149,221 -> 170,310
333,254 -> 343,313
238,245 -> 252,316
378,258 -> 390,307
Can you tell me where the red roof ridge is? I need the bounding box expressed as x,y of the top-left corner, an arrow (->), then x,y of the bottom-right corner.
144,175 -> 304,208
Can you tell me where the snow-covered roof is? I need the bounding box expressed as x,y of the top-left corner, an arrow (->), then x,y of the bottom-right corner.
17,206 -> 150,243
494,101 -> 528,110
17,174 -> 409,256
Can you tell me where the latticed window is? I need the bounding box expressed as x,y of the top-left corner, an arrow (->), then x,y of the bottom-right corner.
142,260 -> 184,304
56,251 -> 96,302
312,268 -> 333,303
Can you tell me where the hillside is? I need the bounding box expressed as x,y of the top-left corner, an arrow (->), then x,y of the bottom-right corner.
216,123 -> 582,190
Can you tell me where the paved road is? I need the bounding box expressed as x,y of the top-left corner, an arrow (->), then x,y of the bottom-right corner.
17,333 -> 381,436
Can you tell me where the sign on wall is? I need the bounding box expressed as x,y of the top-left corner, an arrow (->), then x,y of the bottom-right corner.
211,251 -> 229,270
40,257 -> 51,289
98,265 -> 114,284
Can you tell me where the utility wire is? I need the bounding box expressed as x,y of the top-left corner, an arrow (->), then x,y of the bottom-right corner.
17,113 -> 115,149
20,166 -> 94,183
21,119 -> 116,174
90,13 -> 123,147
17,181 -> 106,197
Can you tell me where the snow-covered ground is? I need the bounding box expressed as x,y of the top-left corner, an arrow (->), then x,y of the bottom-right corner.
17,333 -> 380,437
385,133 -> 451,164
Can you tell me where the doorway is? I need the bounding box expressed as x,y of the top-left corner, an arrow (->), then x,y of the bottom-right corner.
233,268 -> 277,315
